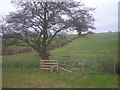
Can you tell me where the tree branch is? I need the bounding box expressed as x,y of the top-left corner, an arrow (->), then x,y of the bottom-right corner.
47,25 -> 69,46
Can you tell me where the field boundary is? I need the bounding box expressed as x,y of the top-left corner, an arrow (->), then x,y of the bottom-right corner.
49,34 -> 88,49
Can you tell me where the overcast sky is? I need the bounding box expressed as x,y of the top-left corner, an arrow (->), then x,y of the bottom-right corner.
81,0 -> 118,33
0,0 -> 119,33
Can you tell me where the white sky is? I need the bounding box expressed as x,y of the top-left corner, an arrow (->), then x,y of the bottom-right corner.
0,0 -> 119,33
81,0 -> 118,33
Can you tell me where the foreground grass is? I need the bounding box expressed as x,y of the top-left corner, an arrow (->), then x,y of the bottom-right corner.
3,69 -> 118,88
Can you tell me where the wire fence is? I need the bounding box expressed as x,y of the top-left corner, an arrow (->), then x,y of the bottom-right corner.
2,56 -> 119,74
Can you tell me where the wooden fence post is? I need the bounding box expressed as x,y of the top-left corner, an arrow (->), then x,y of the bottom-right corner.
40,61 -> 41,70
113,62 -> 116,74
50,67 -> 52,72
62,56 -> 63,61
57,60 -> 59,72
11,64 -> 12,69
22,62 -> 25,70
82,60 -> 84,73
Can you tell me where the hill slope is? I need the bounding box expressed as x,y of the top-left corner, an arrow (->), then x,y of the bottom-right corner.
50,32 -> 118,60
2,32 -> 119,88
3,32 -> 118,68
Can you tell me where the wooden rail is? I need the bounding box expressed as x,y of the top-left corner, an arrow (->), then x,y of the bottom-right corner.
40,60 -> 59,72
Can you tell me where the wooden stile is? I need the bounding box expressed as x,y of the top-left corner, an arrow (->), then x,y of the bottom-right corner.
59,67 -> 72,73
40,68 -> 51,70
40,60 -> 57,61
40,65 -> 57,67
40,60 -> 59,72
40,63 -> 57,65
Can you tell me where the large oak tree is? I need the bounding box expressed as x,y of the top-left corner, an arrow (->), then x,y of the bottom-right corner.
2,1 -> 95,59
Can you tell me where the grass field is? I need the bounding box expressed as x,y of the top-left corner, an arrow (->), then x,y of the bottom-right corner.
3,70 -> 118,88
2,32 -> 119,88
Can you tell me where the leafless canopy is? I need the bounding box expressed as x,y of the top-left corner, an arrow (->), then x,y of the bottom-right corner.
2,1 -> 95,59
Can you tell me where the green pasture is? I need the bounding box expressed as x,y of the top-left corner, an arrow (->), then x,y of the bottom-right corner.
3,70 -> 118,88
2,32 -> 119,88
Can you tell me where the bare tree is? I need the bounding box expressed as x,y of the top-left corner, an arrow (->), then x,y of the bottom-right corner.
2,1 -> 95,59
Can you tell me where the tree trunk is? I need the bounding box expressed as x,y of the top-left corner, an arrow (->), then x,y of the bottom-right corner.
41,53 -> 49,60
41,45 -> 50,60
39,53 -> 49,60
78,31 -> 81,36
77,30 -> 82,36
39,50 -> 50,60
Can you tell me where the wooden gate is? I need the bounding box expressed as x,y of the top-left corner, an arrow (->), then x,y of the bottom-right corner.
40,60 -> 59,72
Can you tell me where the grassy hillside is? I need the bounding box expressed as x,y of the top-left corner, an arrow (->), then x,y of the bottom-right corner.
3,34 -> 76,49
2,32 -> 118,68
2,32 -> 119,88
50,32 -> 118,60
